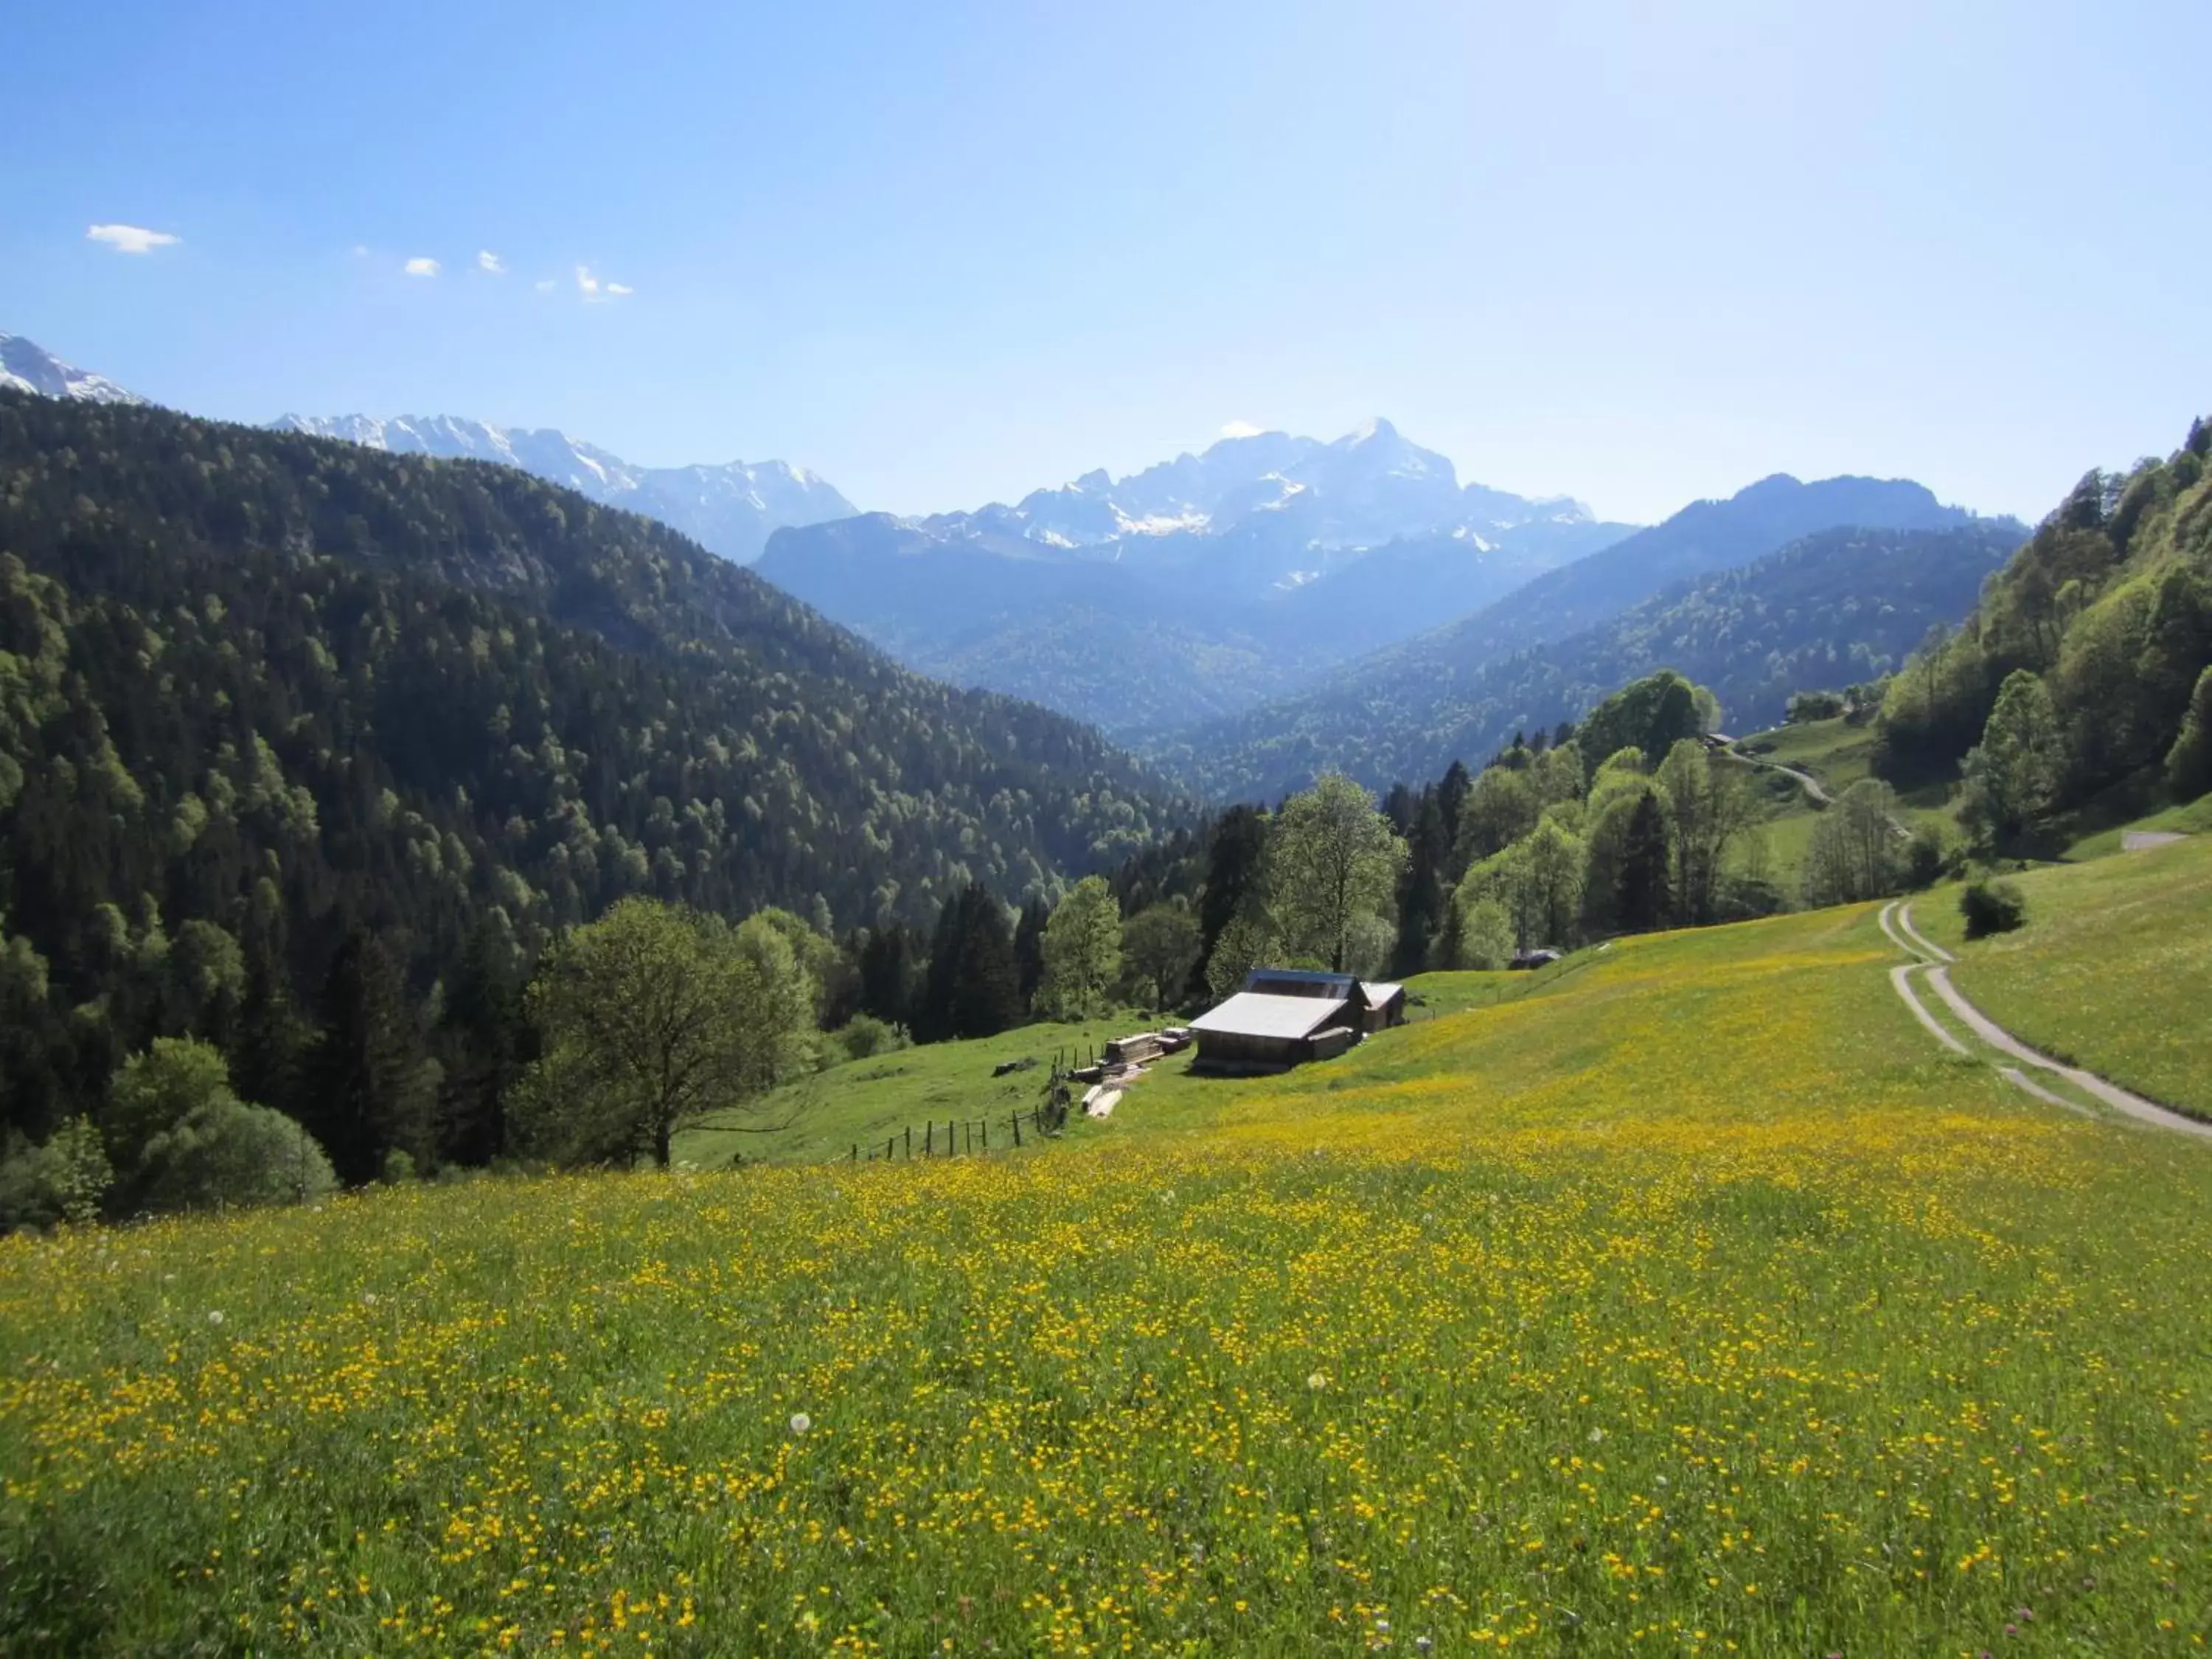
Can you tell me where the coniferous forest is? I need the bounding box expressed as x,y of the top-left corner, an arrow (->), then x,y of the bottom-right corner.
0,390 -> 1179,1158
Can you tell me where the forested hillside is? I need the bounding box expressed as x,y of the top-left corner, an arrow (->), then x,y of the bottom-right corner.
1875,416 -> 2212,835
0,391 -> 1178,1146
1152,521 -> 2021,798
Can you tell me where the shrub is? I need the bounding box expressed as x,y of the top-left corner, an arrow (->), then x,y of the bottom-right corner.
105,1038 -> 336,1214
0,1118 -> 114,1229
1905,822 -> 1954,888
835,1013 -> 908,1062
135,1100 -> 339,1211
1787,690 -> 1846,723
1960,879 -> 2028,940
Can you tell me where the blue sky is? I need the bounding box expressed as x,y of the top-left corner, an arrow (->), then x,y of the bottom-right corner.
4,0 -> 2206,524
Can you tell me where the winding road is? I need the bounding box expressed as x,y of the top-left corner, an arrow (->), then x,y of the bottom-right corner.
1878,899 -> 2212,1140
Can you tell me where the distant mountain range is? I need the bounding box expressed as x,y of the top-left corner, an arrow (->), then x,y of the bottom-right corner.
0,333 -> 147,406
1147,476 -> 2026,796
758,420 -> 1639,735
3,329 -> 2032,805
271,413 -> 855,564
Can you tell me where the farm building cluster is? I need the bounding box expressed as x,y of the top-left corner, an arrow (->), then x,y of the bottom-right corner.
1187,968 -> 1406,1075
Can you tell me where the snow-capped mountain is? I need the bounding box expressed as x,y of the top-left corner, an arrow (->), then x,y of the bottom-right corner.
1,333 -> 147,406
953,417 -> 1593,563
756,420 -> 1637,735
273,413 -> 855,563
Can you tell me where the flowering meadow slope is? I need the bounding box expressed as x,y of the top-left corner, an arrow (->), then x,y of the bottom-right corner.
4,905 -> 2210,1655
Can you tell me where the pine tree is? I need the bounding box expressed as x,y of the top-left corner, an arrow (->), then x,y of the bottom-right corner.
1012,897 -> 1051,1012
948,889 -> 1025,1038
435,922 -> 533,1166
303,932 -> 437,1183
229,939 -> 313,1120
1618,793 -> 1672,933
1391,790 -> 1450,976
1196,805 -> 1268,968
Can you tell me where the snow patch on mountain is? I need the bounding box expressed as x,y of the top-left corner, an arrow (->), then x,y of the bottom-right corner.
272,412 -> 854,563
1,334 -> 147,406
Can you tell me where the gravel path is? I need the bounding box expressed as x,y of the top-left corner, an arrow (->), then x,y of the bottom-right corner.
1879,899 -> 2212,1141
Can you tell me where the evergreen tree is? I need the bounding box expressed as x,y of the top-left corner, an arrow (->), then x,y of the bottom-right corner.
1436,759 -> 1474,863
1617,793 -> 1672,933
229,939 -> 313,1121
1391,790 -> 1450,975
1196,805 -> 1268,969
303,932 -> 437,1183
918,886 -> 1024,1041
434,922 -> 535,1167
1012,897 -> 1051,1012
857,924 -> 921,1031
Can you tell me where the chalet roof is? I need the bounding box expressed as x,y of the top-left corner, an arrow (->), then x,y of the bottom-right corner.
1243,967 -> 1357,994
1361,981 -> 1405,1006
1190,992 -> 1352,1041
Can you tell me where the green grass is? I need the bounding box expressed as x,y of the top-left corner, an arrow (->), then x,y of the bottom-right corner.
8,904 -> 2212,1654
1907,830 -> 2212,1118
1732,718 -> 1961,894
2058,790 -> 2212,861
677,1015 -> 1165,1166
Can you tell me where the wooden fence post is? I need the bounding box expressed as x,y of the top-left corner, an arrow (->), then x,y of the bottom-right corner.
850,1144 -> 858,1162
925,1121 -> 933,1156
982,1119 -> 989,1151
904,1127 -> 911,1160
1012,1111 -> 1023,1147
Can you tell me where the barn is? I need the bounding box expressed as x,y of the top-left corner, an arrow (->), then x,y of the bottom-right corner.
1187,968 -> 1409,1074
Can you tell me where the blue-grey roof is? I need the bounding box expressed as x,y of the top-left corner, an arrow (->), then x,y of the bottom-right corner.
1242,967 -> 1357,991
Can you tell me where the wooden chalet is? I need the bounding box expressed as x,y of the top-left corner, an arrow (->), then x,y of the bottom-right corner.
1187,968 -> 1408,1075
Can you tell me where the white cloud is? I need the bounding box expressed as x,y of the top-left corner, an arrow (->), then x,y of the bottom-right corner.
351,244 -> 371,258
477,250 -> 505,275
534,277 -> 556,293
87,223 -> 180,256
576,265 -> 633,301
403,256 -> 440,276
1220,420 -> 1265,439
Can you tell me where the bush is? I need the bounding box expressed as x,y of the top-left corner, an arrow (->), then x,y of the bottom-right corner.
1960,879 -> 2028,940
0,1118 -> 114,1229
135,1100 -> 339,1211
1787,690 -> 1846,723
105,1037 -> 336,1214
1905,822 -> 1954,888
835,1013 -> 908,1062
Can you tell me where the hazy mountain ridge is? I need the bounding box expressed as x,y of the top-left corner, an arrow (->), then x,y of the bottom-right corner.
1149,476 -> 2025,796
758,420 -> 1638,734
271,411 -> 855,563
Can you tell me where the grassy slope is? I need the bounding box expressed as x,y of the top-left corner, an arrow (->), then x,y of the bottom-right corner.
8,900 -> 2212,1653
1910,827 -> 2212,1117
1733,716 -> 1959,892
700,960 -> 1604,1169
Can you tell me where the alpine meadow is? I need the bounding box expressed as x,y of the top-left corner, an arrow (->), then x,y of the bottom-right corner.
4,4 -> 2211,1655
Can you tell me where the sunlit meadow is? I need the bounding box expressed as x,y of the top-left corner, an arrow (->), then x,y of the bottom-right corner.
4,905 -> 2209,1655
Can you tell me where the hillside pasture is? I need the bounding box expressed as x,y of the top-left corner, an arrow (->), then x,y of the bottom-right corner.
4,902 -> 2211,1654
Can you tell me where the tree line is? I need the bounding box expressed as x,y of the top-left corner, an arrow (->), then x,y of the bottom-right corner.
1872,415 -> 2212,842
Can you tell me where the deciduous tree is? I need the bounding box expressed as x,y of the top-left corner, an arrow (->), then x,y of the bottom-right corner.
1265,776 -> 1408,974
